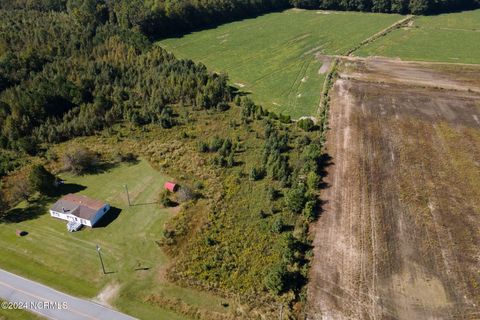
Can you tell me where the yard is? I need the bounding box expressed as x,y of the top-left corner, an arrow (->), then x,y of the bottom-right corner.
0,159 -> 229,319
0,300 -> 43,320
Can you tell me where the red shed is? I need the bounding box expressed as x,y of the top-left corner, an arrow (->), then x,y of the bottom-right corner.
164,182 -> 178,192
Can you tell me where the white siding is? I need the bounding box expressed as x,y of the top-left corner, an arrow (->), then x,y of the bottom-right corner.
50,210 -> 93,227
90,204 -> 110,226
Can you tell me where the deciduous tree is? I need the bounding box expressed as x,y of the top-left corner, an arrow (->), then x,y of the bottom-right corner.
29,165 -> 56,196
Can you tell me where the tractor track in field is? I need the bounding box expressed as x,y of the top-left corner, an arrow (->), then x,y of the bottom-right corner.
307,58 -> 480,320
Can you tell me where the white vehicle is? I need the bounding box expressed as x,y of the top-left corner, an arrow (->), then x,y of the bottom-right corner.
67,221 -> 82,232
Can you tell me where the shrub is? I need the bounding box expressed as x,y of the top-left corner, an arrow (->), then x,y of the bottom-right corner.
209,136 -> 224,152
197,141 -> 209,153
114,151 -> 137,163
293,216 -> 309,241
281,234 -> 296,264
258,210 -> 267,219
213,155 -> 227,167
62,147 -> 98,175
177,186 -> 196,202
234,96 -> 241,106
216,102 -> 229,111
286,184 -> 307,213
306,171 -> 320,190
249,166 -> 265,181
272,216 -> 284,233
303,200 -> 317,222
218,139 -> 233,156
193,181 -> 204,190
278,113 -> 291,124
296,135 -> 311,147
267,186 -> 280,201
297,118 -> 315,132
159,190 -> 175,207
226,152 -> 235,167
264,263 -> 288,295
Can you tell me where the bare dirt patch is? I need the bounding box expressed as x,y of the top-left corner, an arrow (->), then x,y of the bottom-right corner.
307,60 -> 480,320
339,56 -> 480,93
317,54 -> 333,74
93,283 -> 121,306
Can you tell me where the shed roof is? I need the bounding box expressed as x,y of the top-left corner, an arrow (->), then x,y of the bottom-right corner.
164,182 -> 177,192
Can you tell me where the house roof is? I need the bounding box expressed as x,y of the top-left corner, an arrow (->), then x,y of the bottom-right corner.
50,194 -> 107,221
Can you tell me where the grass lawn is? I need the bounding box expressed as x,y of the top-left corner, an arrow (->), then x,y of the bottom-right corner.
0,159 -> 229,319
158,9 -> 402,118
0,300 -> 44,320
356,9 -> 480,64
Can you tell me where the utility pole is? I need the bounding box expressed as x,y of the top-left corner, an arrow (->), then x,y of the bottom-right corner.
96,245 -> 106,275
124,184 -> 131,206
279,304 -> 283,320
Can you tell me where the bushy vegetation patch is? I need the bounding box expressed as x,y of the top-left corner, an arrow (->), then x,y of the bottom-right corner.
140,98 -> 328,317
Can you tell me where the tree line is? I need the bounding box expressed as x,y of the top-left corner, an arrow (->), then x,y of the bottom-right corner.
3,0 -> 477,46
290,0 -> 480,14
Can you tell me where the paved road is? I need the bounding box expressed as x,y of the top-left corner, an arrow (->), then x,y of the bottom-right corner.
0,269 -> 136,320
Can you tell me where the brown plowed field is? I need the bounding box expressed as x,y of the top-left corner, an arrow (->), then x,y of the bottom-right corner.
307,58 -> 480,320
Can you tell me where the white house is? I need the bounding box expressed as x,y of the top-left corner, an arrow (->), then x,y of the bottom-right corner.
50,194 -> 110,227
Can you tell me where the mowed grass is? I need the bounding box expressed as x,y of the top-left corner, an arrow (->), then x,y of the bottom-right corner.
0,159 -> 228,319
357,9 -> 480,64
158,9 -> 402,117
0,300 -> 44,320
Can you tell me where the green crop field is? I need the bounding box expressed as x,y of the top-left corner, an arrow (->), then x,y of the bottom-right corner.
0,159 -> 229,320
356,9 -> 480,64
158,9 -> 402,118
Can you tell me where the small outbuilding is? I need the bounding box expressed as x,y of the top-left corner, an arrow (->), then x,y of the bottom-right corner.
164,181 -> 178,193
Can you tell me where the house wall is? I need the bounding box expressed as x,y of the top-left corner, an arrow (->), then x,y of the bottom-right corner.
50,210 -> 93,227
90,204 -> 110,226
50,203 -> 110,227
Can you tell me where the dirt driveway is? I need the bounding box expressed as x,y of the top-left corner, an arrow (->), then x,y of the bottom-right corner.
307,58 -> 480,320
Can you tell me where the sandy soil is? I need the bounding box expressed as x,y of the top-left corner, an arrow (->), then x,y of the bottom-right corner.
339,57 -> 480,93
307,59 -> 480,320
317,54 -> 333,74
94,283 -> 121,306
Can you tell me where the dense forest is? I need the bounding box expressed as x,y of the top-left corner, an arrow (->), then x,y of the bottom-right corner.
0,0 -> 233,158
